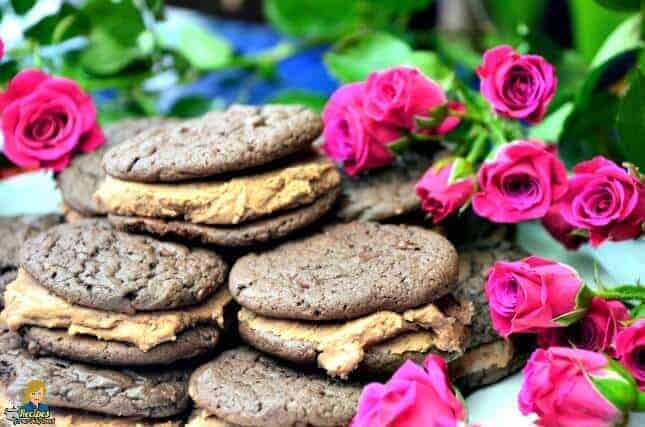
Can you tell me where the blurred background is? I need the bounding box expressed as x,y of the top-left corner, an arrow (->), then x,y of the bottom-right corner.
0,0 -> 642,177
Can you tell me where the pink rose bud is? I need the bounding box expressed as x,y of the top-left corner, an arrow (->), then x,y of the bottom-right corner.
415,158 -> 475,224
476,45 -> 557,124
537,297 -> 630,354
351,355 -> 467,427
616,319 -> 645,391
472,140 -> 568,223
520,347 -> 635,427
322,82 -> 400,176
558,156 -> 645,246
0,69 -> 105,172
485,256 -> 589,338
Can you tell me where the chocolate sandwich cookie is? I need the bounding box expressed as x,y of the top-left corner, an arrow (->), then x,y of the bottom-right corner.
103,105 -> 322,182
57,118 -> 175,218
0,324 -> 190,421
0,215 -> 61,307
21,221 -> 228,313
230,221 -> 459,321
337,151 -> 432,222
22,324 -> 220,366
189,347 -> 362,427
107,186 -> 340,248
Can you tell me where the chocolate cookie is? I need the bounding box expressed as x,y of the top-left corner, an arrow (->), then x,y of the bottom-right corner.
21,221 -> 228,313
57,118 -> 174,216
0,215 -> 61,307
189,347 -> 361,427
337,151 -> 432,222
230,222 -> 459,320
22,324 -> 219,366
0,326 -> 190,418
108,188 -> 340,247
103,105 -> 321,182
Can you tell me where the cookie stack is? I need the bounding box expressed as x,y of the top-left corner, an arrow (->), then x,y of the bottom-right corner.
58,117 -> 175,222
186,221 -> 471,426
0,220 -> 231,424
94,105 -> 341,249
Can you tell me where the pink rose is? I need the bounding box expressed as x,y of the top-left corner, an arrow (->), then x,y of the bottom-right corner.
322,82 -> 400,176
542,203 -> 588,250
485,256 -> 585,338
472,140 -> 568,223
476,45 -> 557,124
0,38 -> 3,60
352,355 -> 466,427
537,297 -> 629,353
415,159 -> 474,224
519,347 -> 629,427
558,156 -> 645,246
0,69 -> 104,172
364,66 -> 446,129
616,319 -> 645,390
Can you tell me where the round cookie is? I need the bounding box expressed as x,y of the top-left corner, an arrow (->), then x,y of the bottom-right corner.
337,151 -> 432,222
22,324 -> 219,366
108,187 -> 340,247
0,214 -> 62,307
0,326 -> 190,419
21,221 -> 228,313
57,118 -> 175,216
230,222 -> 459,320
103,105 -> 322,182
189,347 -> 361,427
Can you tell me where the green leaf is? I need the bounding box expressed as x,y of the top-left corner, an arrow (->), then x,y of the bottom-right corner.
617,69 -> 645,169
368,0 -> 432,12
157,21 -> 233,71
433,33 -> 482,72
528,102 -> 575,141
269,90 -> 328,113
11,0 -> 36,15
553,307 -> 588,326
407,51 -> 454,88
631,303 -> 645,319
325,31 -> 412,83
80,30 -> 142,76
594,0 -> 642,11
168,95 -> 218,118
483,0 -> 545,34
575,13 -> 642,108
82,0 -> 145,46
590,359 -> 637,412
595,285 -> 645,301
24,5 -> 90,45
265,0 -> 361,40
569,0 -> 633,63
0,60 -> 19,86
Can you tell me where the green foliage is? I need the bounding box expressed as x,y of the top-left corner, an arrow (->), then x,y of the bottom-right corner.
157,20 -> 233,71
80,29 -> 144,76
594,0 -> 642,11
11,0 -> 37,15
483,0 -> 545,35
24,4 -> 90,45
269,90 -> 328,113
325,31 -> 412,82
82,0 -> 145,46
569,0 -> 633,62
408,51 -> 454,88
617,69 -> 645,169
168,95 -> 219,118
528,102 -> 575,142
265,0 -> 361,40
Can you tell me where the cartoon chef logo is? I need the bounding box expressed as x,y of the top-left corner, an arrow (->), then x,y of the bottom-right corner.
4,379 -> 55,425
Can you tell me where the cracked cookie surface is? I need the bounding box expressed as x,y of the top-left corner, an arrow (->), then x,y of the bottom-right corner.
103,105 -> 322,182
0,325 -> 191,418
189,347 -> 361,427
230,222 -> 459,321
21,221 -> 228,313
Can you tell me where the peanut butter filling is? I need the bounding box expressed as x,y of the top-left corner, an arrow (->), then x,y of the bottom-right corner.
239,298 -> 472,378
2,269 -> 232,352
94,157 -> 341,225
449,340 -> 515,379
